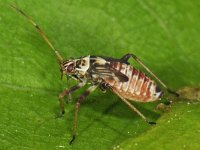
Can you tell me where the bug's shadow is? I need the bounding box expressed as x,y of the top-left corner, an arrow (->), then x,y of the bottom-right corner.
57,89 -> 161,122
73,90 -> 161,138
53,89 -> 161,138
86,90 -> 160,119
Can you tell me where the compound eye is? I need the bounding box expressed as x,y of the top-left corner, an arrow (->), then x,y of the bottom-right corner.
67,64 -> 74,73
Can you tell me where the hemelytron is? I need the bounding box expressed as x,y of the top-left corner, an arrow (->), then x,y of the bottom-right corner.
11,4 -> 179,144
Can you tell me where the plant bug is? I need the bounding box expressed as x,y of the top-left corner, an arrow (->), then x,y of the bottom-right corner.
10,4 -> 179,144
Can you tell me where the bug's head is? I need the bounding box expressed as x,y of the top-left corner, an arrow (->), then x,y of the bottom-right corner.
60,59 -> 76,75
59,56 -> 90,80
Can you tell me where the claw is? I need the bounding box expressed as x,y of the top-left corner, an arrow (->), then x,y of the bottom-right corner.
167,89 -> 179,97
147,120 -> 156,125
163,101 -> 171,105
69,135 -> 76,145
62,110 -> 65,115
55,112 -> 64,119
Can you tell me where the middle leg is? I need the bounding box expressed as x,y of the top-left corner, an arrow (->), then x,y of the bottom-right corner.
69,84 -> 98,144
58,81 -> 86,114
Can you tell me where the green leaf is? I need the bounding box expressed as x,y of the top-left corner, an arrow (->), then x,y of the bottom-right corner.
1,0 -> 200,150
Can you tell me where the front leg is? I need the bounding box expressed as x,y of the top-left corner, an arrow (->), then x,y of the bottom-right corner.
69,85 -> 98,144
58,82 -> 86,114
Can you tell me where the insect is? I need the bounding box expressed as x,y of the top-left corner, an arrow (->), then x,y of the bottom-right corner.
11,4 -> 179,144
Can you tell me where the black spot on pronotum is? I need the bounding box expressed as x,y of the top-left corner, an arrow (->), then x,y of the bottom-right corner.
82,60 -> 86,66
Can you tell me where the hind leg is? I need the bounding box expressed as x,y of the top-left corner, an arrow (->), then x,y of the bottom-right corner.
112,88 -> 156,124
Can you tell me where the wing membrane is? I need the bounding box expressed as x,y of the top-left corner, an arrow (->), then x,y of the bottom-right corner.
90,64 -> 128,82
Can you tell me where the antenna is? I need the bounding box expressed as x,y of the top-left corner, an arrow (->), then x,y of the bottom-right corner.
10,4 -> 64,63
